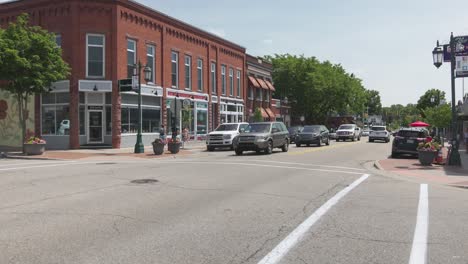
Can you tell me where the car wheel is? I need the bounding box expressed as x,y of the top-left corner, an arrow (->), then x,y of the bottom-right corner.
369,139 -> 373,142
326,138 -> 330,146
235,149 -> 243,156
351,136 -> 355,142
296,143 -> 301,147
207,146 -> 215,151
265,141 -> 273,154
230,145 -> 234,150
391,152 -> 398,158
317,138 -> 322,147
282,140 -> 289,152
358,136 -> 361,141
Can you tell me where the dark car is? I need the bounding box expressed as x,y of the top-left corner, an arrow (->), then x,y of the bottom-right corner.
288,126 -> 303,143
234,122 -> 289,155
391,127 -> 429,158
295,125 -> 330,147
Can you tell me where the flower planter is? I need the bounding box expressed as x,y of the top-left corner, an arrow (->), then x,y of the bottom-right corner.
23,143 -> 45,155
418,150 -> 436,166
167,142 -> 181,154
152,142 -> 165,155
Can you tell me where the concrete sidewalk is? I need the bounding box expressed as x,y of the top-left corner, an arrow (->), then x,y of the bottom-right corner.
0,140 -> 207,161
376,145 -> 468,188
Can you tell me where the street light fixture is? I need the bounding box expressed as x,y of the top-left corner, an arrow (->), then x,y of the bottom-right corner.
432,33 -> 461,166
172,93 -> 180,141
133,61 -> 152,154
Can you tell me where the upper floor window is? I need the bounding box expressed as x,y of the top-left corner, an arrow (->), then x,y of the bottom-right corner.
147,45 -> 155,83
248,86 -> 253,99
256,87 -> 262,101
211,62 -> 216,94
127,39 -> 136,78
171,51 -> 178,88
197,58 -> 203,91
185,55 -> 192,90
221,65 -> 226,95
265,90 -> 270,102
236,70 -> 241,97
229,68 -> 234,96
55,34 -> 62,48
86,34 -> 105,78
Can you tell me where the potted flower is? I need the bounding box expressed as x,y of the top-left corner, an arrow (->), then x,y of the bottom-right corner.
167,137 -> 181,154
152,138 -> 166,155
417,140 -> 441,166
24,136 -> 46,155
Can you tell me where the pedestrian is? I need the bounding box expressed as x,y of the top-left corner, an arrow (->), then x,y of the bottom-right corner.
182,127 -> 189,148
159,125 -> 165,140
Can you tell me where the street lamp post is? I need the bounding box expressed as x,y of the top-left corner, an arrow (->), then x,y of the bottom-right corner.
432,34 -> 461,166
172,93 -> 180,141
134,61 -> 152,154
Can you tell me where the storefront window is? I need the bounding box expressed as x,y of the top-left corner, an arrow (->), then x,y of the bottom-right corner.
121,94 -> 161,134
41,92 -> 70,135
142,108 -> 161,133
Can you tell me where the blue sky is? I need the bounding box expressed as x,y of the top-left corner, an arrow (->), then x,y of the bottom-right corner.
2,0 -> 468,106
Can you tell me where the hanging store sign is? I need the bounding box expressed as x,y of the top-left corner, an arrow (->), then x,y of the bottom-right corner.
443,36 -> 468,62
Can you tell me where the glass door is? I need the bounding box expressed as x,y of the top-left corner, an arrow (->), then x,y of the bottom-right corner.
88,111 -> 103,143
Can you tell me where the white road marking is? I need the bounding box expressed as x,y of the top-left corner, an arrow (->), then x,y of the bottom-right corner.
409,184 -> 429,264
257,174 -> 370,264
150,161 -> 365,175
246,160 -> 367,171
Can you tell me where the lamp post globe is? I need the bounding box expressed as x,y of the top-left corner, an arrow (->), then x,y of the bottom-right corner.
143,65 -> 151,82
432,41 -> 443,68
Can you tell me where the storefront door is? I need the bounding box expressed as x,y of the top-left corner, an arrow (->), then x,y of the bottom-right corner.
88,110 -> 103,143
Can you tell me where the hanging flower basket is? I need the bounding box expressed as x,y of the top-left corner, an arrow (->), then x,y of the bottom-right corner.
24,136 -> 46,155
417,140 -> 441,166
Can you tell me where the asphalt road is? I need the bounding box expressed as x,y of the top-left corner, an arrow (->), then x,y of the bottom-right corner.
0,139 -> 467,264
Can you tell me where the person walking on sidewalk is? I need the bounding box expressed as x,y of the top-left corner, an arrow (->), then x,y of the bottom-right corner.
182,127 -> 189,148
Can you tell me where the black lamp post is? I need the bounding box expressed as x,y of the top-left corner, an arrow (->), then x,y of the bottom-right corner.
432,34 -> 461,166
172,93 -> 180,141
134,61 -> 152,154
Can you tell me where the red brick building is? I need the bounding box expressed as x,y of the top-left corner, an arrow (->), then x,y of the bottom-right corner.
245,54 -> 276,122
0,0 -> 246,149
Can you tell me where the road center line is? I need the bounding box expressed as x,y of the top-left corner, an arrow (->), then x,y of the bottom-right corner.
257,174 -> 370,264
409,184 -> 429,264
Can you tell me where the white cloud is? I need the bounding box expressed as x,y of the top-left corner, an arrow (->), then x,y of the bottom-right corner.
207,28 -> 226,38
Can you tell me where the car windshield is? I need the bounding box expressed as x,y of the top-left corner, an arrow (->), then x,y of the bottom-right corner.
338,125 -> 354,130
288,127 -> 302,133
398,130 -> 426,138
215,124 -> 238,131
302,126 -> 320,133
245,124 -> 271,133
371,127 -> 385,131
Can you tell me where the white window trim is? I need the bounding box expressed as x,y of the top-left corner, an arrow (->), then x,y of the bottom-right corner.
127,39 -> 137,77
147,45 -> 155,84
221,65 -> 226,95
185,55 -> 192,90
236,70 -> 241,98
171,51 -> 179,88
197,59 -> 203,92
211,62 -> 216,94
229,68 -> 234,96
86,33 -> 105,78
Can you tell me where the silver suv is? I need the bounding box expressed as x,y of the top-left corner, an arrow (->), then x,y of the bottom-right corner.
233,122 -> 290,155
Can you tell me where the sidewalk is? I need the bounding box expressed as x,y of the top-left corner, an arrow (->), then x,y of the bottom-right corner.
376,145 -> 468,188
0,140 -> 207,161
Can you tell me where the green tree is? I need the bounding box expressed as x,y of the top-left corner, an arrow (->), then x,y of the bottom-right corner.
253,107 -> 263,122
365,90 -> 382,115
423,104 -> 451,129
417,89 -> 446,110
0,13 -> 70,151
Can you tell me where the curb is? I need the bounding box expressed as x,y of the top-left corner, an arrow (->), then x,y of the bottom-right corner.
373,160 -> 384,171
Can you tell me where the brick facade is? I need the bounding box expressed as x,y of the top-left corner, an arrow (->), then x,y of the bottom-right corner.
0,0 -> 246,149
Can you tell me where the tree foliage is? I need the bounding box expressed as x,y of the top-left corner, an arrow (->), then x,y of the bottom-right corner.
417,89 -> 446,110
423,104 -> 451,129
269,54 -> 368,124
0,13 -> 70,150
253,107 -> 263,122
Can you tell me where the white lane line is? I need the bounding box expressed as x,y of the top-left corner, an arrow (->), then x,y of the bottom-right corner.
257,174 -> 370,264
149,161 -> 365,175
409,184 -> 429,264
246,160 -> 367,171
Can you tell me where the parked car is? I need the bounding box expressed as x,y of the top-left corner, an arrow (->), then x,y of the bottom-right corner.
369,125 -> 391,143
288,126 -> 303,143
336,124 -> 361,141
295,125 -> 330,147
234,122 -> 289,155
329,128 -> 337,139
391,127 -> 429,158
362,129 -> 370,137
206,122 -> 249,151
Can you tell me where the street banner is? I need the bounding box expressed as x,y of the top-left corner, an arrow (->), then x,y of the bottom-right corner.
456,56 -> 468,77
443,35 -> 468,62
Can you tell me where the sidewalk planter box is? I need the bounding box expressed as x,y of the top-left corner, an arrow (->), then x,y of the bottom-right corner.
23,143 -> 46,155
167,142 -> 181,154
418,150 -> 436,166
152,142 -> 165,155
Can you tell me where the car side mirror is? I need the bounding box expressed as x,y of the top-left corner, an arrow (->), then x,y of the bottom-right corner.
272,128 -> 279,133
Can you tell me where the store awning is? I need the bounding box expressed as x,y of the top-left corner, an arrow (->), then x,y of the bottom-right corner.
248,76 -> 261,88
265,108 -> 275,120
260,108 -> 269,118
265,80 -> 275,91
256,78 -> 269,90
